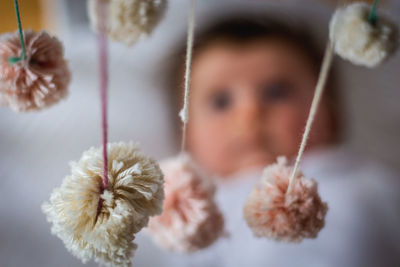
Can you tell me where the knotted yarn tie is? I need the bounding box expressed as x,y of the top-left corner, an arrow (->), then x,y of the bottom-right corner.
9,0 -> 27,64
368,0 -> 380,25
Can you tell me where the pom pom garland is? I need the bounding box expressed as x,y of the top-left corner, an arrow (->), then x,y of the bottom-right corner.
243,157 -> 328,242
147,1 -> 225,253
0,30 -> 70,112
147,154 -> 225,253
329,2 -> 398,67
88,0 -> 167,46
243,40 -> 334,242
42,142 -> 164,267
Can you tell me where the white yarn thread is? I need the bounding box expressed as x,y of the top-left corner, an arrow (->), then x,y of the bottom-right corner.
286,41 -> 335,195
180,0 -> 196,151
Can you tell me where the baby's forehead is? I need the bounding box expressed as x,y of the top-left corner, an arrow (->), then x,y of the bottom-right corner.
195,38 -> 317,67
191,39 -> 318,83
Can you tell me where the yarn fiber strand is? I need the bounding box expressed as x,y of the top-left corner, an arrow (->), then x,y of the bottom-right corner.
287,42 -> 335,195
180,0 -> 196,151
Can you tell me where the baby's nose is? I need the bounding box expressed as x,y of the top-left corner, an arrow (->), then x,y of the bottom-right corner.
235,92 -> 264,129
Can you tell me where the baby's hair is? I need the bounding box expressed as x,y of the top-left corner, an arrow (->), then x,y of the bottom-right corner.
192,17 -> 323,73
167,15 -> 341,142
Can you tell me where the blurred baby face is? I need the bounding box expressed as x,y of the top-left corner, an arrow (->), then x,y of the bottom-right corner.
187,39 -> 334,177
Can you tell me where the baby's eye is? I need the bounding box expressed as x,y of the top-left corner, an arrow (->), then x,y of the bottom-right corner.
209,90 -> 232,112
261,80 -> 292,103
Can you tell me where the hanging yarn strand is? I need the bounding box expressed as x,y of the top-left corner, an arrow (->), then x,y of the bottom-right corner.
286,41 -> 335,195
98,0 -> 109,190
99,34 -> 109,190
368,0 -> 380,25
180,0 -> 197,151
9,0 -> 26,63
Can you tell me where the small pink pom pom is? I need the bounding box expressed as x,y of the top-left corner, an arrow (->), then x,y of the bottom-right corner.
243,156 -> 328,242
147,154 -> 225,253
0,30 -> 71,112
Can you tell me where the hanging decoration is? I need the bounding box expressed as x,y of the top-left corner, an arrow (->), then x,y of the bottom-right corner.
243,21 -> 336,243
42,142 -> 164,266
42,1 -> 164,266
146,0 -> 226,253
0,0 -> 70,112
147,154 -> 225,253
88,0 -> 168,46
329,1 -> 398,67
243,157 -> 327,242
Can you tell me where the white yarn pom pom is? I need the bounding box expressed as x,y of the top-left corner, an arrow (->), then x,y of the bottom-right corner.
243,156 -> 328,242
42,142 -> 164,267
329,2 -> 398,67
88,0 -> 167,46
147,154 -> 225,253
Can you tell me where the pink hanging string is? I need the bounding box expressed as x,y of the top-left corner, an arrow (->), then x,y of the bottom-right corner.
98,1 -> 109,191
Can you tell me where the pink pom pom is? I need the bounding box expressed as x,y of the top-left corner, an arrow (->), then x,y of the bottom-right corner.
243,156 -> 328,242
147,154 -> 225,253
0,30 -> 71,112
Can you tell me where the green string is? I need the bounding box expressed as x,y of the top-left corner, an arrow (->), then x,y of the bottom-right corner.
9,0 -> 26,64
368,0 -> 380,26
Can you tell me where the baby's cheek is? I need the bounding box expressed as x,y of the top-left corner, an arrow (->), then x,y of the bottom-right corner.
265,105 -> 307,157
307,106 -> 334,147
264,103 -> 333,158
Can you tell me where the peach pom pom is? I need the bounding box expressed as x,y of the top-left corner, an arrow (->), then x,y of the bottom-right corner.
147,154 -> 225,253
243,156 -> 328,242
0,30 -> 70,112
42,142 -> 164,267
88,0 -> 167,46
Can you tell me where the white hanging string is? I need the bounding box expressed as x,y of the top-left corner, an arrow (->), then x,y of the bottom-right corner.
286,41 -> 335,195
180,0 -> 197,151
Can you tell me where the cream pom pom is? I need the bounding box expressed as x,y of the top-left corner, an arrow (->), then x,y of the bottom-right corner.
0,30 -> 70,112
147,154 -> 225,253
243,156 -> 328,242
329,2 -> 398,67
42,142 -> 164,267
88,0 -> 167,46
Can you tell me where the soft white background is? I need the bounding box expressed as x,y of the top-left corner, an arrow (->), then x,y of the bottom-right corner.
0,0 -> 399,266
